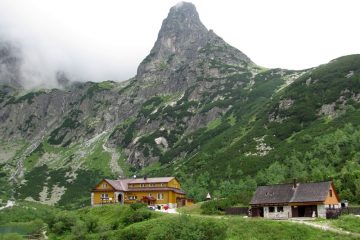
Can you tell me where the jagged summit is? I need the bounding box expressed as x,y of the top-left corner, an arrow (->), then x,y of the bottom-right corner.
164,2 -> 206,33
136,1 -> 252,86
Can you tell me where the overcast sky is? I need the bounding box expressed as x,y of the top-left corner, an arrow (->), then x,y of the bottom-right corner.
0,0 -> 359,86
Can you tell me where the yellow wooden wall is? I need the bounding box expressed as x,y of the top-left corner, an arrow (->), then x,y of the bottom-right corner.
124,190 -> 184,204
128,182 -> 168,188
168,178 -> 181,189
324,184 -> 340,205
92,179 -> 186,205
92,180 -> 116,204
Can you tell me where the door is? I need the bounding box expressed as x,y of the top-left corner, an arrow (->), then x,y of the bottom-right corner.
118,194 -> 123,204
298,206 -> 306,217
292,206 -> 299,217
259,207 -> 264,217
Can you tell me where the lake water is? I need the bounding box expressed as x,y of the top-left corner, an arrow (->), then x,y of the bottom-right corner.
0,225 -> 28,234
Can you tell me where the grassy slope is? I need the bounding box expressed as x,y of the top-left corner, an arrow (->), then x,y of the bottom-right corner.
331,215 -> 360,234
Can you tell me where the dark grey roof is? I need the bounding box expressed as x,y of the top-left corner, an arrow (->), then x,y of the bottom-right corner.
250,184 -> 294,205
250,181 -> 333,205
290,181 -> 331,203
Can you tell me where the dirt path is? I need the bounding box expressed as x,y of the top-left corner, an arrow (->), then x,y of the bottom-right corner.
290,219 -> 360,238
102,144 -> 125,178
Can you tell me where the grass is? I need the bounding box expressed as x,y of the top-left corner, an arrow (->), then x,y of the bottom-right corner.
177,202 -> 204,215
84,142 -> 112,176
331,215 -> 360,234
207,118 -> 222,131
1,202 -> 359,240
117,148 -> 133,177
224,217 -> 356,240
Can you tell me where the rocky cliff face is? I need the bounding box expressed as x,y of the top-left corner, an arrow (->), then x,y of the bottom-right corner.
135,2 -> 251,98
108,2 -> 259,167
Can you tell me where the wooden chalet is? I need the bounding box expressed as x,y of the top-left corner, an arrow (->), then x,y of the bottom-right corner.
91,176 -> 192,209
250,180 -> 340,219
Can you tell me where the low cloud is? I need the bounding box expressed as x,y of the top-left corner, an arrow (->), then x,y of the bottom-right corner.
0,0 -> 168,89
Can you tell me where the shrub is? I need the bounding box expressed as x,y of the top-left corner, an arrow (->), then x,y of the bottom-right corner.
147,215 -> 227,240
122,208 -> 152,225
129,203 -> 147,211
201,199 -> 232,214
48,212 -> 77,235
116,224 -> 148,240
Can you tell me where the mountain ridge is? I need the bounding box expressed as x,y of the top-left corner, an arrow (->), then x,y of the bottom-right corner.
0,2 -> 359,207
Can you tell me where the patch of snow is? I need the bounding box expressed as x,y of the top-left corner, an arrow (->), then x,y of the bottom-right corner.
154,137 -> 169,148
0,200 -> 15,210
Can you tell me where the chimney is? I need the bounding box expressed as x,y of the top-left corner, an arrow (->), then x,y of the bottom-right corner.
144,176 -> 147,180
293,179 -> 297,188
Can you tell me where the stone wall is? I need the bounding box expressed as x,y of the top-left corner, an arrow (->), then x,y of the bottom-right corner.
263,206 -> 291,219
317,205 -> 326,218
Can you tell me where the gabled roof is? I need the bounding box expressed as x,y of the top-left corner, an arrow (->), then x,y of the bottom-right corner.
105,179 -> 133,191
290,181 -> 332,203
250,181 -> 333,205
129,177 -> 175,184
97,177 -> 180,192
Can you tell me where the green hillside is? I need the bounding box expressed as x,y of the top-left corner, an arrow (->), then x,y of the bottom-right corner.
147,55 -> 360,203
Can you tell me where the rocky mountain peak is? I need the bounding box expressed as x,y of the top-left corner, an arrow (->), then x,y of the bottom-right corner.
136,2 -> 252,82
136,2 -> 209,79
164,2 -> 206,33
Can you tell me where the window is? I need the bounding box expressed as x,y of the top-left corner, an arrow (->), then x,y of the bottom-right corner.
160,183 -> 164,187
141,184 -> 145,187
329,190 -> 333,197
101,193 -> 109,199
129,196 -> 137,200
269,207 -> 275,212
148,193 -> 152,197
157,193 -> 164,200
277,206 -> 284,212
149,183 -> 155,187
102,183 -> 107,188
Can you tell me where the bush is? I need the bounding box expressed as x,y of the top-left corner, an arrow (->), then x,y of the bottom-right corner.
122,208 -> 152,225
147,215 -> 227,240
201,199 -> 231,214
130,203 -> 147,211
48,212 -> 77,235
200,196 -> 243,215
116,224 -> 148,240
